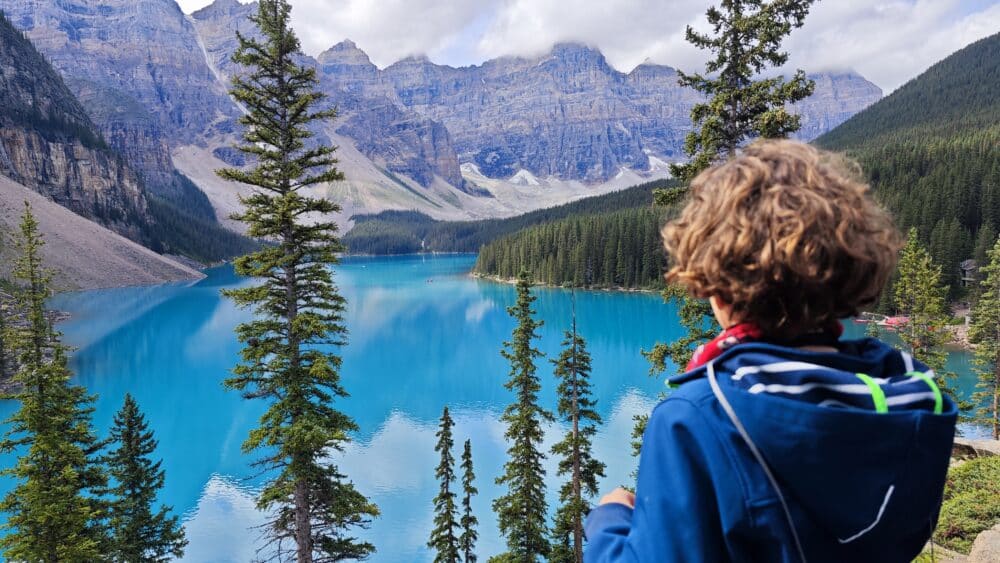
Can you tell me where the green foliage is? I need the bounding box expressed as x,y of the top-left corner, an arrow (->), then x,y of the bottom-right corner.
105,394 -> 187,562
669,0 -> 815,182
429,407 -> 460,563
818,33 -> 1000,293
894,230 -> 955,375
493,272 -> 552,561
819,33 -> 1000,149
474,208 -> 669,289
933,456 -> 1000,554
643,285 -> 719,376
894,230 -> 973,422
145,194 -> 259,265
459,439 -> 478,563
0,202 -> 110,561
343,179 -> 677,255
217,1 -> 377,560
549,316 -> 605,563
969,236 -> 1000,439
146,196 -> 256,263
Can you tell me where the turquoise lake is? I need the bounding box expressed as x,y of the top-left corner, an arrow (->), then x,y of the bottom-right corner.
0,254 -> 983,561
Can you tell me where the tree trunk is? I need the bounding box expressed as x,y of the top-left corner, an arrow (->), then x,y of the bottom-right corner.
571,334 -> 583,563
295,479 -> 312,563
993,366 -> 999,440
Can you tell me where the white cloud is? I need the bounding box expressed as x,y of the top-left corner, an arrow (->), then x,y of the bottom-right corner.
175,0 -> 1000,92
784,0 -> 1000,91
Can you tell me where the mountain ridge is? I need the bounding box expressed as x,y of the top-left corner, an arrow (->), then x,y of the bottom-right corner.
1,0 -> 883,228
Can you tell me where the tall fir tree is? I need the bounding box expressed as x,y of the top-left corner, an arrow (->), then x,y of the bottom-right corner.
429,407 -> 460,563
217,1 -> 377,560
493,271 -> 552,561
106,393 -> 187,562
894,229 -> 952,375
666,0 -> 816,185
894,229 -> 966,414
0,202 -> 109,561
0,296 -> 8,379
549,309 -> 605,563
459,440 -> 478,563
969,237 -> 1000,439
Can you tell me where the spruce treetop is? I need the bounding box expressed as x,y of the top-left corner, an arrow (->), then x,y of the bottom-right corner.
493,270 -> 552,561
429,406 -> 460,563
459,439 -> 478,563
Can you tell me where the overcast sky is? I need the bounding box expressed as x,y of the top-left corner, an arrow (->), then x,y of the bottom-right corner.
175,0 -> 1000,93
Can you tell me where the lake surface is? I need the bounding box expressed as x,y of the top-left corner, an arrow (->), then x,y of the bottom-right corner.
0,254 -> 983,562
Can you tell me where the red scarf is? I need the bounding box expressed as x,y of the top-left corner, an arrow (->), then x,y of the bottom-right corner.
685,322 -> 844,372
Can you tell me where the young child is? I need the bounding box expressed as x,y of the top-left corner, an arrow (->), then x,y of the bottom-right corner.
584,140 -> 957,562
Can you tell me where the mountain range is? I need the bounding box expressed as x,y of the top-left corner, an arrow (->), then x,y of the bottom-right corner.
0,0 -> 882,233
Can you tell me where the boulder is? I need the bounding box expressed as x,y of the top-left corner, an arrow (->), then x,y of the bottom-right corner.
968,523 -> 1000,563
952,438 -> 1000,460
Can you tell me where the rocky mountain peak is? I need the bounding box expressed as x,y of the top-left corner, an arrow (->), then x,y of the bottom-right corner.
192,0 -> 257,20
547,41 -> 610,67
628,59 -> 679,79
318,39 -> 375,68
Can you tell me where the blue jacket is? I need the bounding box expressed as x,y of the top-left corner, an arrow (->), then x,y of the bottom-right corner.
584,338 -> 957,562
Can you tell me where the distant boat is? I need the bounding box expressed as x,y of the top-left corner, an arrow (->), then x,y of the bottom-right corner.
854,312 -> 888,324
880,316 -> 910,331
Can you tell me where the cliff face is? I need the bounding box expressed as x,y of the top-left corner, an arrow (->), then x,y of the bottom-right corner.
0,0 -> 885,218
317,41 -> 883,182
0,0 -> 240,199
190,1 -> 467,191
0,11 -> 149,242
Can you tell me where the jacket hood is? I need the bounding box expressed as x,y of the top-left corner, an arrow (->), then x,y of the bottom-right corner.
668,338 -> 957,560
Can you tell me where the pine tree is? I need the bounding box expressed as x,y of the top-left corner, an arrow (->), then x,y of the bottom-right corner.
974,223 -> 997,268
493,271 -> 552,561
969,236 -> 1000,439
643,285 -> 718,375
895,229 -> 952,375
429,407 -> 460,563
893,229 -> 968,418
549,312 -> 605,563
0,202 -> 109,561
106,393 -> 187,562
0,297 -> 8,380
667,0 -> 816,184
217,1 -> 377,560
459,440 -> 478,563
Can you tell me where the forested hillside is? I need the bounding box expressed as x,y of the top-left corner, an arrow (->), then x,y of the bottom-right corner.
817,32 -> 1000,290
473,208 -> 669,289
343,179 -> 674,254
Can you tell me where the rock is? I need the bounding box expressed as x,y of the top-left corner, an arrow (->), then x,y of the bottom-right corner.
0,175 -> 203,291
192,4 -> 468,192
0,11 -> 151,243
0,0 -> 885,209
953,438 -> 1000,460
320,40 -> 882,183
0,0 -> 240,146
968,523 -> 1000,563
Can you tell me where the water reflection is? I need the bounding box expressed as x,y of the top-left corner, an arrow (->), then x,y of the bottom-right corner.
0,255 -> 984,562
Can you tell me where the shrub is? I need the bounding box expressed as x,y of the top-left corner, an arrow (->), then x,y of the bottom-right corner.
933,455 -> 1000,554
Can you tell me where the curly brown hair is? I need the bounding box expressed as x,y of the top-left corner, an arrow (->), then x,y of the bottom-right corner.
663,139 -> 902,339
